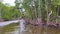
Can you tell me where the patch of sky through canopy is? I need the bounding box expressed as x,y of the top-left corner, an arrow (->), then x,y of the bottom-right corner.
2,0 -> 15,6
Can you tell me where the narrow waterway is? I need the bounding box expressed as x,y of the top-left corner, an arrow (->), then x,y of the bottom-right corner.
0,19 -> 60,34
0,22 -> 60,34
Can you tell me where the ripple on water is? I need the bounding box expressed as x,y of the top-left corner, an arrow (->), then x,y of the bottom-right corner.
1,22 -> 60,34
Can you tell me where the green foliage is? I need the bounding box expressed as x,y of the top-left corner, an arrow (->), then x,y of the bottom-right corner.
0,2 -> 20,20
0,0 -> 60,21
52,0 -> 60,6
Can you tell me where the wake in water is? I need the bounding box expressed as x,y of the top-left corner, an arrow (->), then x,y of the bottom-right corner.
19,19 -> 26,34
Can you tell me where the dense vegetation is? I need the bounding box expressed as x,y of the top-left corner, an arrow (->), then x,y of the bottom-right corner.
0,2 -> 20,20
0,0 -> 60,24
15,0 -> 60,24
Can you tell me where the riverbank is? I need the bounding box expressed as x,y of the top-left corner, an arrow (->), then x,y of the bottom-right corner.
0,19 -> 60,28
24,17 -> 60,27
0,20 -> 19,27
26,22 -> 60,28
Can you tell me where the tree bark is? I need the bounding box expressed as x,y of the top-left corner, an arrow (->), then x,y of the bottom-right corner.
38,0 -> 42,18
45,0 -> 50,24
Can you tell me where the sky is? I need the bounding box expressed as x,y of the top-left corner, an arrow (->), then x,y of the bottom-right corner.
2,0 -> 15,6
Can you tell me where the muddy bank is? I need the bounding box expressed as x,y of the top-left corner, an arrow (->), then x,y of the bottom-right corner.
26,22 -> 60,28
24,18 -> 60,27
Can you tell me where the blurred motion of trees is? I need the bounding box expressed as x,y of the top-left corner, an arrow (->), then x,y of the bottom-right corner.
15,0 -> 60,23
0,0 -> 60,23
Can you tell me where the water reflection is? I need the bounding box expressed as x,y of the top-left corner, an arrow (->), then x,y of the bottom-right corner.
19,19 -> 26,34
0,23 -> 60,34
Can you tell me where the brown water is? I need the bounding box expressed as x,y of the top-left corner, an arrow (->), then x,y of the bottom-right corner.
0,23 -> 60,34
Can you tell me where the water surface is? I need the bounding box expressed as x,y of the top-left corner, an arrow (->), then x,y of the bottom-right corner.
0,23 -> 60,34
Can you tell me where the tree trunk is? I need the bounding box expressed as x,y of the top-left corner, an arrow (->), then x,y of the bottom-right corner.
45,0 -> 50,24
56,6 -> 59,24
37,0 -> 42,24
38,0 -> 42,18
